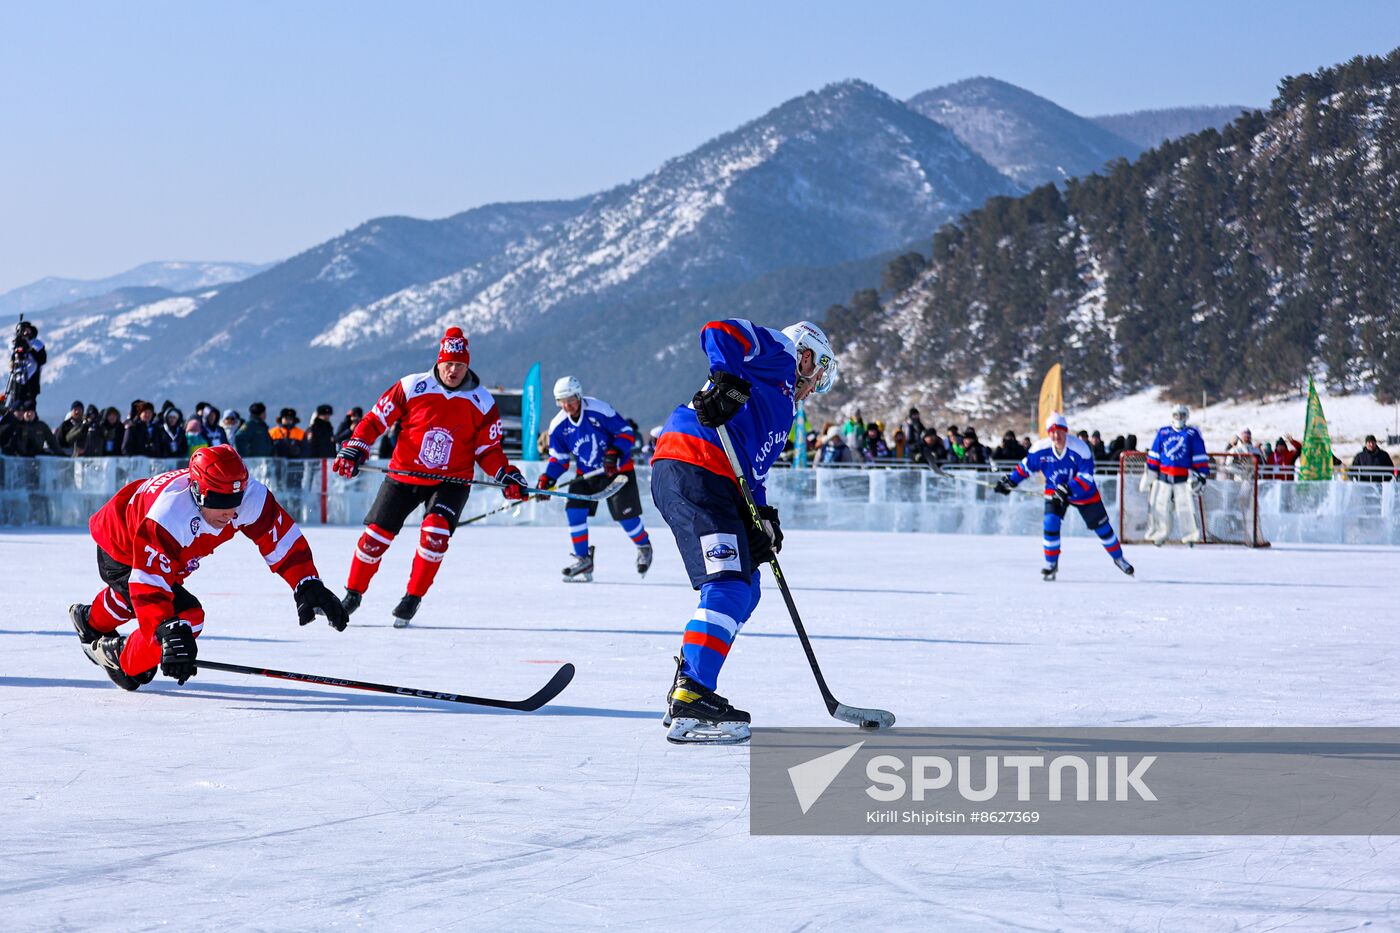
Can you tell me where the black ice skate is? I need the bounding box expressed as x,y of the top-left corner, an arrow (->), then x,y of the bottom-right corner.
1041,561 -> 1058,582
562,546 -> 595,583
80,634 -> 154,692
635,543 -> 653,577
341,589 -> 362,618
1114,557 -> 1135,576
392,594 -> 420,629
663,659 -> 750,745
69,603 -> 104,644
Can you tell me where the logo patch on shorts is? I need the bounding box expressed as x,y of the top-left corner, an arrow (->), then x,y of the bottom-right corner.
700,533 -> 742,574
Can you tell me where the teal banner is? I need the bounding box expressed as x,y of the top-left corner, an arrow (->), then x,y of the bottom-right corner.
521,361 -> 543,461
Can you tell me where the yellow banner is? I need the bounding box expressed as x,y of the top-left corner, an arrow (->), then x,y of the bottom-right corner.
1037,364 -> 1063,437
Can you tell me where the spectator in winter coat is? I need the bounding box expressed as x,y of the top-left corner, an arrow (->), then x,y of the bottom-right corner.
891,429 -> 907,460
69,404 -> 101,456
911,428 -> 947,466
1227,428 -> 1263,462
235,402 -> 275,458
202,407 -> 231,447
862,424 -> 892,462
1350,435 -> 1394,481
376,421 -> 400,459
993,430 -> 1027,464
334,407 -> 363,446
842,411 -> 866,454
121,404 -> 157,456
306,404 -> 337,458
152,408 -> 189,459
944,426 -> 964,462
960,428 -> 990,466
95,407 -> 125,456
1089,430 -> 1108,461
186,418 -> 210,452
1264,435 -> 1302,480
1107,435 -> 1126,461
4,402 -> 58,456
903,408 -> 927,448
55,401 -> 85,456
221,410 -> 244,438
270,408 -> 306,459
818,428 -> 855,465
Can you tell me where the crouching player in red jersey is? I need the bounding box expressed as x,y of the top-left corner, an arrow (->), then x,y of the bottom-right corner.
71,445 -> 348,691
332,326 -> 530,628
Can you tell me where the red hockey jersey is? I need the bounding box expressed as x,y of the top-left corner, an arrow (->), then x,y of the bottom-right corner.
350,370 -> 510,485
89,469 -> 319,632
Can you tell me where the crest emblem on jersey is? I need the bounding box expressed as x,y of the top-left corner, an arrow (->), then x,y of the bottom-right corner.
185,557 -> 201,573
190,517 -> 201,535
414,380 -> 428,394
419,427 -> 454,469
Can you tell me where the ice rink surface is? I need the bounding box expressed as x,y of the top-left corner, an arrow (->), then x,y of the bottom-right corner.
3,524 -> 1398,931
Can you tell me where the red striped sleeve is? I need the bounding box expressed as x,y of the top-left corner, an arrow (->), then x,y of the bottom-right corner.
702,321 -> 752,353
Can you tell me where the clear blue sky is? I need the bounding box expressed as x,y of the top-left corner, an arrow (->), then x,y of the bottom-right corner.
2,0 -> 1398,293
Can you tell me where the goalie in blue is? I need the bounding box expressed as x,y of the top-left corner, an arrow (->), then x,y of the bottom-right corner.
995,412 -> 1135,581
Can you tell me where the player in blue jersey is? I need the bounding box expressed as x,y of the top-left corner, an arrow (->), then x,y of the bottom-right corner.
650,319 -> 836,744
995,412 -> 1135,581
535,376 -> 652,581
1142,403 -> 1211,545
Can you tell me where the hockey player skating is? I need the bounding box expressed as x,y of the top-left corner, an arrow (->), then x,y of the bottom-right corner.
995,412 -> 1134,581
650,318 -> 836,744
333,327 -> 530,627
1142,403 -> 1210,545
536,376 -> 652,582
70,446 -> 348,691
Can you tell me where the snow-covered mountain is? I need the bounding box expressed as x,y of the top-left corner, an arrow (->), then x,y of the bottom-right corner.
906,77 -> 1142,187
1091,105 -> 1253,149
42,80 -> 1018,423
0,261 -> 270,317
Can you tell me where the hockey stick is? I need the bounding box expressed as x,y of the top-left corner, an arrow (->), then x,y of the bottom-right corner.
715,424 -> 895,731
361,464 -> 625,502
459,468 -> 607,526
195,659 -> 576,712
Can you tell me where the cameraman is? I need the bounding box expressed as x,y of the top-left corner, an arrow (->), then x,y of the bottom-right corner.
8,321 -> 47,410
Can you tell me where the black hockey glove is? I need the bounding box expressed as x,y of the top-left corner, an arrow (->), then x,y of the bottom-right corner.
993,477 -> 1014,495
155,618 -> 198,685
692,371 -> 751,428
333,438 -> 371,478
496,465 -> 529,502
1189,473 -> 1207,493
295,578 -> 348,632
748,505 -> 782,564
603,447 -> 622,477
1050,482 -> 1071,507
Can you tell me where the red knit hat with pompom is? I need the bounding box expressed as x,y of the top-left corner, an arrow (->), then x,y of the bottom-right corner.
437,327 -> 470,366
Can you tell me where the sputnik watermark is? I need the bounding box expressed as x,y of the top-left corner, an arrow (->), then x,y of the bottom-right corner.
751,728 -> 1400,835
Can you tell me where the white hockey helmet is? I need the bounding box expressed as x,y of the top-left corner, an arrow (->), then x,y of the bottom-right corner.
553,375 -> 583,401
782,320 -> 838,394
1171,403 -> 1190,426
1044,411 -> 1069,433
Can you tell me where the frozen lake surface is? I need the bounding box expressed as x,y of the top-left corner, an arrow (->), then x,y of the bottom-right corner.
2,525 -> 1397,930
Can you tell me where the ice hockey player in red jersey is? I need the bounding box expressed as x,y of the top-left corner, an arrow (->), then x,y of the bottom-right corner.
333,326 -> 530,627
71,445 -> 348,691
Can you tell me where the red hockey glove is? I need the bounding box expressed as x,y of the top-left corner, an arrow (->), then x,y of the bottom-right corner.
535,472 -> 556,501
333,439 -> 371,478
496,465 -> 529,501
603,447 -> 622,477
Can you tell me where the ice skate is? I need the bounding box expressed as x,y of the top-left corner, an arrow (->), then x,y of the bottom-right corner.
663,659 -> 750,745
81,634 -> 153,692
1041,561 -> 1058,581
341,589 -> 362,618
1114,557 -> 1135,576
69,603 -> 104,644
562,546 -> 595,583
392,593 -> 420,628
635,543 -> 653,577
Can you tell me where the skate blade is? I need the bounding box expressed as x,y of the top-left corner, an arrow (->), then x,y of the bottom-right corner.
80,640 -> 106,667
666,717 -> 750,745
392,617 -> 411,629
561,572 -> 593,583
1040,571 -> 1057,582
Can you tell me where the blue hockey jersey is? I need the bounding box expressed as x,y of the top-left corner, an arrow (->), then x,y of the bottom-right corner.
1005,436 -> 1102,504
543,396 -> 636,481
651,319 -> 798,506
1145,425 -> 1210,483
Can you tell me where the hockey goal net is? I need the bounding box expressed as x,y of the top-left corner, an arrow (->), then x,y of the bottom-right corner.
1118,451 -> 1269,547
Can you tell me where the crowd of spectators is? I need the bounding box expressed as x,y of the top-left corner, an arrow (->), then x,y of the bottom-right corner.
0,398 -> 402,462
